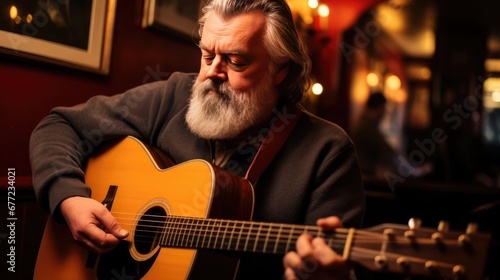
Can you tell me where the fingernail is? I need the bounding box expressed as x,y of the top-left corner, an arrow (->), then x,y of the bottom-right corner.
119,229 -> 129,237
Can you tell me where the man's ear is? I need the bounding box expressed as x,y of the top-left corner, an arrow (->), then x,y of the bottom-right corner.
273,64 -> 289,85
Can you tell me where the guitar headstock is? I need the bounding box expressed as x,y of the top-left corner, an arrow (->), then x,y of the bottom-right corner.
349,219 -> 491,280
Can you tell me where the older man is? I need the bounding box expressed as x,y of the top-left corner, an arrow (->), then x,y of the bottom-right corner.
30,0 -> 365,279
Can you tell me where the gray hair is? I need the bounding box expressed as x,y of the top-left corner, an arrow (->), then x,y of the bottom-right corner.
198,0 -> 312,104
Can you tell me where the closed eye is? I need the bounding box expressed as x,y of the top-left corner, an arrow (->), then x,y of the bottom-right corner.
203,56 -> 215,65
228,59 -> 247,70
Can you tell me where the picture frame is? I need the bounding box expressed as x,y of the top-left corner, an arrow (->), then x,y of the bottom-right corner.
0,0 -> 117,75
142,0 -> 204,41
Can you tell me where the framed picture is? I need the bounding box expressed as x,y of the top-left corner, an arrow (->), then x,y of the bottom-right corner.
0,0 -> 117,75
142,0 -> 204,41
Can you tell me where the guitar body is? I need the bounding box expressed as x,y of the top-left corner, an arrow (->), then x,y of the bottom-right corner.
34,136 -> 255,280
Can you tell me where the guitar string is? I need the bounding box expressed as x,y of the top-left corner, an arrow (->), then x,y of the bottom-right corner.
111,217 -> 353,242
110,212 -> 447,242
123,229 -> 349,250
107,219 -> 467,264
103,213 -> 465,270
110,213 -> 353,248
118,226 -> 462,254
127,233 -> 423,248
107,213 -> 464,250
111,213 -> 465,244
110,211 -> 354,234
109,220 -> 428,249
107,221 -> 465,271
127,227 -> 352,245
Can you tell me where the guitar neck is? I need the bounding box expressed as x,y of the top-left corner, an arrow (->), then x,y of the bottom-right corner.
151,216 -> 490,280
158,216 -> 347,255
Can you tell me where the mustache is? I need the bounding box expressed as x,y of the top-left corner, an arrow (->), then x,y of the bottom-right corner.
195,79 -> 232,102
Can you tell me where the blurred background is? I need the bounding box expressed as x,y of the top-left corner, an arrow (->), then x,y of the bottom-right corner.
1,0 -> 500,279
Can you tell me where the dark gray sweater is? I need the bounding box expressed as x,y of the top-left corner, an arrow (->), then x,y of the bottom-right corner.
30,72 -> 365,279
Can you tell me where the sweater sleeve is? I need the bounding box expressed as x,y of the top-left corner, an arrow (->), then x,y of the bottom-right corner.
308,143 -> 366,228
297,114 -> 366,229
29,72 -> 195,218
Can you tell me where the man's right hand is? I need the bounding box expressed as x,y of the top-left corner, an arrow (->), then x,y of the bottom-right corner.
59,196 -> 129,254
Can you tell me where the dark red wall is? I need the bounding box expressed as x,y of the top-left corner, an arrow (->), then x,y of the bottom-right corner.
0,1 -> 201,181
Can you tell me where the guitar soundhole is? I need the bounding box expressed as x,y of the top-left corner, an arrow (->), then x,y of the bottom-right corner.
134,206 -> 167,255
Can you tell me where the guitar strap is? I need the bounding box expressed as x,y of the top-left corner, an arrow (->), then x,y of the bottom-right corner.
244,104 -> 303,185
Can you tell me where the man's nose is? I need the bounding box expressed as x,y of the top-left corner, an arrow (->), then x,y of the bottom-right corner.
206,56 -> 228,81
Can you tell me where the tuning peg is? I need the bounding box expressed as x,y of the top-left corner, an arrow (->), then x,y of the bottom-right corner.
458,234 -> 470,245
438,220 -> 450,232
430,221 -> 449,243
408,218 -> 422,229
374,255 -> 388,268
431,232 -> 443,242
458,223 -> 478,246
453,265 -> 466,276
404,218 -> 421,239
425,261 -> 437,271
396,257 -> 409,268
404,230 -> 416,238
383,228 -> 395,236
466,222 -> 478,234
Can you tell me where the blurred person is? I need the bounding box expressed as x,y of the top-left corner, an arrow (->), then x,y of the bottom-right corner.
352,92 -> 432,179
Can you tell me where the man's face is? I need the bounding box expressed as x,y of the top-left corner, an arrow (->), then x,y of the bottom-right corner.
186,11 -> 288,139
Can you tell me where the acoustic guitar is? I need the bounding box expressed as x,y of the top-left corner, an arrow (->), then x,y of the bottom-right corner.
34,136 -> 491,279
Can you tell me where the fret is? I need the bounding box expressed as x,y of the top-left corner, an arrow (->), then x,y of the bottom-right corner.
173,217 -> 184,246
320,229 -> 344,255
182,217 -> 192,247
235,221 -> 244,251
252,223 -> 263,252
273,224 -> 283,253
262,223 -> 273,253
160,216 -> 169,246
190,218 -> 200,248
213,220 -> 222,249
166,217 -> 176,246
207,220 -> 215,249
175,217 -> 184,246
285,224 -> 295,253
221,221 -> 231,250
172,217 -> 180,246
177,217 -> 187,247
303,225 -> 311,235
196,220 -> 210,248
200,219 -> 210,249
315,227 -> 322,239
243,223 -> 253,252
227,221 -> 237,250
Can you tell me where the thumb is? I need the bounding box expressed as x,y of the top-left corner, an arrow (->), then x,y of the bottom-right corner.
98,210 -> 129,239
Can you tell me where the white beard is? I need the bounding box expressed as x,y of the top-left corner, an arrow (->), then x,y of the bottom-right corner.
186,77 -> 274,139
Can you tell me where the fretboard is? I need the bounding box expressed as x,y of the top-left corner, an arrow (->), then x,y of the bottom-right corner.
159,216 -> 347,255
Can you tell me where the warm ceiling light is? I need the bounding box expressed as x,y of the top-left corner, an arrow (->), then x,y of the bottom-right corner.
492,91 -> 500,103
318,4 -> 330,17
308,0 -> 319,9
386,75 -> 401,90
366,72 -> 379,87
420,67 -> 431,80
483,78 -> 500,109
312,83 -> 323,95
10,6 -> 18,20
